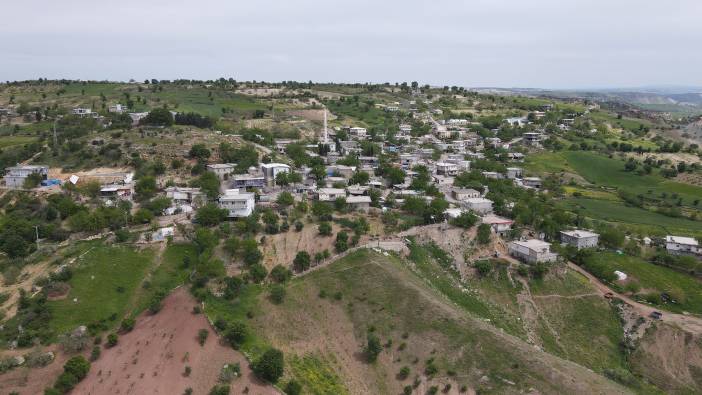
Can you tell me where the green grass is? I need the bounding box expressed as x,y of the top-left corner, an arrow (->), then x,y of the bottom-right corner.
538,296 -> 626,372
271,249 -> 625,394
583,252 -> 702,314
288,354 -> 348,395
202,283 -> 268,358
406,242 -> 525,338
529,270 -> 594,296
559,197 -> 702,236
0,136 -> 38,149
48,245 -> 154,335
131,243 -> 196,315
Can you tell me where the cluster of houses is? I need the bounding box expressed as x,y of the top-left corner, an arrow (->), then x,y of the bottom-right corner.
2,101 -> 700,266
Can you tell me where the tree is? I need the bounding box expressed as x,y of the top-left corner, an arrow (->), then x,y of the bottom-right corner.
349,171 -> 370,185
600,227 -> 625,249
293,251 -> 311,272
135,176 -> 157,200
141,108 -> 174,126
276,191 -> 294,207
318,221 -> 332,236
193,171 -> 220,199
252,348 -> 284,383
189,144 -> 211,160
364,333 -> 382,362
385,167 -> 406,186
335,232 -> 349,253
224,321 -> 247,349
451,212 -> 478,229
194,227 -> 218,255
474,260 -> 492,276
476,223 -> 491,245
196,204 -> 227,227
275,171 -> 289,186
242,239 -> 262,265
249,263 -> 268,283
269,265 -> 292,283
133,208 -> 154,224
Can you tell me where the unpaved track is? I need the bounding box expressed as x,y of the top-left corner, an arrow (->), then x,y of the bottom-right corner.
568,262 -> 702,334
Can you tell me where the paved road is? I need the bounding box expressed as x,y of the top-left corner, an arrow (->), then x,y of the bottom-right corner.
568,262 -> 702,334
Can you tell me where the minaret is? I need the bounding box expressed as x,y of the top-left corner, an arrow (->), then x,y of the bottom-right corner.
323,108 -> 328,143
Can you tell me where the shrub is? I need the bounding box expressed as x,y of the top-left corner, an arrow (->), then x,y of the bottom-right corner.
269,265 -> 292,283
90,346 -> 101,361
318,221 -> 332,236
120,318 -> 135,332
269,284 -> 286,304
252,348 -> 284,383
365,333 -> 382,362
224,322 -> 247,349
476,223 -> 491,245
398,366 -> 410,380
106,333 -> 118,348
285,380 -> 302,395
208,384 -> 230,395
293,251 -> 311,272
474,260 -> 492,276
198,329 -> 209,346
335,231 -> 349,253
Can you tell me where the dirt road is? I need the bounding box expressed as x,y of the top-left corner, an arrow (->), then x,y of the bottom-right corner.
568,262 -> 702,334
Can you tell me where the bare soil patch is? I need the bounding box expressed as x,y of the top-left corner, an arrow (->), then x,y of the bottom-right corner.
74,287 -> 278,395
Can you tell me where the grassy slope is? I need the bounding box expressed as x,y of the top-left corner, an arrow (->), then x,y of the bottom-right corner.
582,252 -> 702,315
48,244 -> 154,335
130,243 -> 197,316
244,250 -> 629,394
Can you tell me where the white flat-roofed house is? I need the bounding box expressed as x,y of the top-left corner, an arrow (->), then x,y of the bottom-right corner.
327,165 -> 356,179
348,127 -> 368,140
165,186 -> 206,207
218,189 -> 255,218
452,188 -> 480,201
400,154 -> 419,169
506,167 -> 523,179
666,236 -> 700,257
505,116 -> 528,127
481,214 -> 514,235
207,163 -> 236,180
433,175 -> 454,187
72,108 -> 99,118
522,177 -> 542,189
3,165 -> 49,188
260,163 -> 291,186
482,171 -> 502,180
509,239 -> 558,264
315,188 -> 346,202
462,197 -> 493,215
346,195 -> 372,212
435,162 -> 459,176
108,104 -> 127,113
128,112 -> 149,126
507,152 -> 525,162
560,229 -> 599,250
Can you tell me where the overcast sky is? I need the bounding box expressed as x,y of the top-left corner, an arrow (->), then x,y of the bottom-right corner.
2,0 -> 701,89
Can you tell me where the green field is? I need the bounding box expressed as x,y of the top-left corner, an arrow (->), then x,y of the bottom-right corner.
131,243 -> 196,315
48,245 -> 154,335
559,197 -> 702,236
583,252 -> 702,315
0,135 -> 38,149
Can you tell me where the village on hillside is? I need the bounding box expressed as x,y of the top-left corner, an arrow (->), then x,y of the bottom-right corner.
1,80 -> 702,394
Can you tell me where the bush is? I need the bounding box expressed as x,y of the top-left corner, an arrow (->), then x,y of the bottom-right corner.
398,366 -> 410,380
476,223 -> 491,245
208,384 -> 230,395
198,329 -> 209,346
269,265 -> 292,283
285,380 -> 303,395
293,251 -> 311,272
106,333 -> 118,348
335,231 -> 349,253
90,345 -> 101,361
252,348 -> 285,383
318,221 -> 332,236
224,322 -> 247,349
248,263 -> 268,283
451,212 -> 478,228
269,284 -> 286,304
474,260 -> 492,276
120,318 -> 135,332
365,333 -> 382,362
